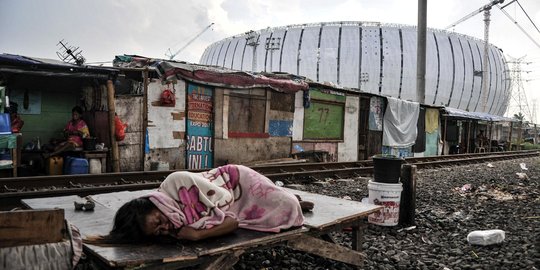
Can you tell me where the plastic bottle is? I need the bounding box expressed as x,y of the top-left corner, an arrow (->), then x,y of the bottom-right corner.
467,229 -> 505,246
35,136 -> 41,150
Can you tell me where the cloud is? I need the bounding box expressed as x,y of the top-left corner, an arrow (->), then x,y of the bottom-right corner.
0,0 -> 538,120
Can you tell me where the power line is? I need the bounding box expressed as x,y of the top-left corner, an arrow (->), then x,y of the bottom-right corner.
516,0 -> 540,34
497,4 -> 540,49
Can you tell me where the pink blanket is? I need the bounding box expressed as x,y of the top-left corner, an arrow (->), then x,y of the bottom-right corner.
147,165 -> 304,233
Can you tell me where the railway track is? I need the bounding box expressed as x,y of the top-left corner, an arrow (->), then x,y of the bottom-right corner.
1,150 -> 538,210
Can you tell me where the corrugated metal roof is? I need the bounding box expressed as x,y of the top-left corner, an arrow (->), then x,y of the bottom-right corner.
0,54 -> 118,79
443,107 -> 517,122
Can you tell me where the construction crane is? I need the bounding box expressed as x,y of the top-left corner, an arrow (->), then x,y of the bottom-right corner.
445,0 -> 505,112
165,23 -> 214,60
445,0 -> 505,30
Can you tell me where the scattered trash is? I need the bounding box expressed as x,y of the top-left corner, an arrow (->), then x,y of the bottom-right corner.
421,235 -> 432,244
487,163 -> 494,168
457,183 -> 473,192
74,198 -> 95,211
477,185 -> 487,192
452,211 -> 463,218
274,181 -> 284,187
467,229 -> 505,246
516,172 -> 528,179
471,250 -> 479,258
342,195 -> 352,200
397,226 -> 416,232
519,163 -> 528,170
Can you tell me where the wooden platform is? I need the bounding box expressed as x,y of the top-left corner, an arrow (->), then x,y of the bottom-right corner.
22,188 -> 382,269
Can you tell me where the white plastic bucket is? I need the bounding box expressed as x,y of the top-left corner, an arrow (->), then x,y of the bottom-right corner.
89,159 -> 102,174
368,180 -> 403,226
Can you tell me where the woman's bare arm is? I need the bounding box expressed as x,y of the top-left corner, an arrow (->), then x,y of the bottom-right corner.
175,216 -> 239,241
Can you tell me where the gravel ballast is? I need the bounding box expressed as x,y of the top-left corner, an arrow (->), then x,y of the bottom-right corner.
234,157 -> 540,270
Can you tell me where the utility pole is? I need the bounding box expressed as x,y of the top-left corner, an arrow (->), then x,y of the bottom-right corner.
245,31 -> 260,72
265,37 -> 281,72
417,0 -> 427,104
481,8 -> 491,112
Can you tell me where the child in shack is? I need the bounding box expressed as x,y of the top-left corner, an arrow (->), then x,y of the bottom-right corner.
88,164 -> 313,243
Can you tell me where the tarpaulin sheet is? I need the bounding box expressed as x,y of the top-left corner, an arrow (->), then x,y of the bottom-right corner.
156,61 -> 309,94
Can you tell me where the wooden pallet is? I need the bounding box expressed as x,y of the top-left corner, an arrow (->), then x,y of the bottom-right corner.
22,188 -> 382,269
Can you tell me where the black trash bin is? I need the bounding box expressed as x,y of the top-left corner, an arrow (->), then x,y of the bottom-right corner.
372,155 -> 404,183
83,137 -> 97,151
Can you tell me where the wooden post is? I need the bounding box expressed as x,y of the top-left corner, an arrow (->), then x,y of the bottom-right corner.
509,122 -> 513,151
107,80 -> 120,172
351,221 -> 364,251
442,117 -> 447,155
489,122 -> 493,152
518,121 -> 522,150
142,68 -> 149,171
399,164 -> 417,226
467,121 -> 471,153
533,124 -> 538,144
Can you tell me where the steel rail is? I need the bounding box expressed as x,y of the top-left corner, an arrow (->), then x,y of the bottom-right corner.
1,150 -> 534,190
0,150 -> 537,211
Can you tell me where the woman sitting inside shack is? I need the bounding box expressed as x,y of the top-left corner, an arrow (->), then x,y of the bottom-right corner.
44,106 -> 89,157
88,164 -> 312,243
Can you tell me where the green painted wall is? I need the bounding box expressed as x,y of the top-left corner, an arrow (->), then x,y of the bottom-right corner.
303,89 -> 345,140
6,75 -> 82,147
18,89 -> 78,146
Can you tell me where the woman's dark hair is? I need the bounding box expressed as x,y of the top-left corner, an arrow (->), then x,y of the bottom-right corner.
72,106 -> 83,115
101,197 -> 156,244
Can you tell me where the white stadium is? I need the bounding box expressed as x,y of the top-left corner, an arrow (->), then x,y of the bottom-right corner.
199,21 -> 511,115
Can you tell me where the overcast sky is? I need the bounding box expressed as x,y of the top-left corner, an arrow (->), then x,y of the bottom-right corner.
1,0 -> 539,122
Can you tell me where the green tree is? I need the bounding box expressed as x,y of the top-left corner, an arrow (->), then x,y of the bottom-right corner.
513,112 -> 525,122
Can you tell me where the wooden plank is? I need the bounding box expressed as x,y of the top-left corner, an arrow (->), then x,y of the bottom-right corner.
286,188 -> 382,230
22,195 -> 307,268
199,250 -> 244,270
23,196 -> 198,268
191,228 -> 306,257
22,187 -> 378,268
0,209 -> 64,247
288,235 -> 365,266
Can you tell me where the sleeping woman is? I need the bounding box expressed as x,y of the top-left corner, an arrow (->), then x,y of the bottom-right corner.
89,164 -> 312,243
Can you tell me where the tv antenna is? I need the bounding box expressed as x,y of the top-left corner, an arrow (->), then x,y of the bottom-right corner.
56,39 -> 86,65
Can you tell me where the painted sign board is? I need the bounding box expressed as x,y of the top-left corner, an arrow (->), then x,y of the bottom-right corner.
186,84 -> 213,169
303,102 -> 344,139
303,89 -> 345,140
